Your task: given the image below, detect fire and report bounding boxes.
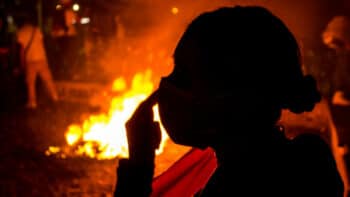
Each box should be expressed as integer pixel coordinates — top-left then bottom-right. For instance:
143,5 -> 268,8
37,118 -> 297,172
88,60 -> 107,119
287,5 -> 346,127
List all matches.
47,70 -> 169,160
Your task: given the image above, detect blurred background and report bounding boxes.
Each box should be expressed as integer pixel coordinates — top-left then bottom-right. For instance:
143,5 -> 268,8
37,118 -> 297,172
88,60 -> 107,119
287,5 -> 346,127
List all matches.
1,0 -> 350,196
0,0 -> 349,99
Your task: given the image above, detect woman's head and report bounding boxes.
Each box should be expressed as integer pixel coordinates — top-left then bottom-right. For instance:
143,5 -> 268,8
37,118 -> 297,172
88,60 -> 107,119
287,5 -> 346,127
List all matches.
323,16 -> 350,50
158,6 -> 320,145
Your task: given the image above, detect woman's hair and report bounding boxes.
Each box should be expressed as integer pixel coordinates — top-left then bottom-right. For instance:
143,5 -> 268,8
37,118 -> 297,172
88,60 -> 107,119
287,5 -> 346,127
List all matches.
170,6 -> 320,114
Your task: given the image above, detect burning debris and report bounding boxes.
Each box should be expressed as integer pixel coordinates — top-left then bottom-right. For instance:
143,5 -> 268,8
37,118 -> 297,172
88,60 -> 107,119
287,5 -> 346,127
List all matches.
46,70 -> 169,160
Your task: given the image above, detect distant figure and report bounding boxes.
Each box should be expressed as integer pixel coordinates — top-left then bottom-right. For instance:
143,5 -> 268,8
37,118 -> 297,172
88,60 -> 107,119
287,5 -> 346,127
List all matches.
323,16 -> 350,106
17,18 -> 58,109
115,6 -> 344,197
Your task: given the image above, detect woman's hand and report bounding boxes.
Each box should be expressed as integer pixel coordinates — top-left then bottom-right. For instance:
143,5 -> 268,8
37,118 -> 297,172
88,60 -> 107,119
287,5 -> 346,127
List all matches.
125,90 -> 161,163
115,91 -> 161,197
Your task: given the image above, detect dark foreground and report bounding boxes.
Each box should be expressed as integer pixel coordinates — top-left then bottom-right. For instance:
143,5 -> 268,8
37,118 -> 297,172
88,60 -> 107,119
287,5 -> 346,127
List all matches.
0,98 -> 340,197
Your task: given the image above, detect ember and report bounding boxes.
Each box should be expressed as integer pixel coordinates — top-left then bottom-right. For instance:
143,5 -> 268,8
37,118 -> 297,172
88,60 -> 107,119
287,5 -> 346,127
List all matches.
171,7 -> 179,15
47,70 -> 169,160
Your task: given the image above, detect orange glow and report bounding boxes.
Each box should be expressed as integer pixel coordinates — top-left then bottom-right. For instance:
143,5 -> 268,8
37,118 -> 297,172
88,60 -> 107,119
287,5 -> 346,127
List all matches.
72,3 -> 80,12
56,4 -> 62,10
153,105 -> 168,155
48,70 -> 169,160
66,125 -> 82,145
112,77 -> 127,92
171,7 -> 179,15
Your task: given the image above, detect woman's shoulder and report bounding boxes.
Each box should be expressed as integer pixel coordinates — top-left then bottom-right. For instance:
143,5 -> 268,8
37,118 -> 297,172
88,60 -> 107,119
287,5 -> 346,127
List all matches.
287,133 -> 336,169
288,133 -> 332,159
290,133 -> 327,147
287,133 -> 344,196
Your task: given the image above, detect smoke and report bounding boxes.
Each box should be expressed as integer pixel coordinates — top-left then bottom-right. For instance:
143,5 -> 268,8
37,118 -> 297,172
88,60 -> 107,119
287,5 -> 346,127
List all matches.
97,0 -> 323,84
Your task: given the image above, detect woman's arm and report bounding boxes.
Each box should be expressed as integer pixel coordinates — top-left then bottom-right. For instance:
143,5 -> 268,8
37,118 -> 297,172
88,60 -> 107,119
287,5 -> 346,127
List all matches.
114,91 -> 161,197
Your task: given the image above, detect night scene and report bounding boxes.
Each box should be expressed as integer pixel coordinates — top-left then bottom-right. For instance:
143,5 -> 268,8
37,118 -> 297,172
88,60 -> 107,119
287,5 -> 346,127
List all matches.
0,0 -> 349,196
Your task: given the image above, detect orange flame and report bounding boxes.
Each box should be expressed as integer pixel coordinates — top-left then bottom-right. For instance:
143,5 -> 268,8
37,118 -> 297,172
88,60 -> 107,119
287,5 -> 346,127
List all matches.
48,70 -> 169,160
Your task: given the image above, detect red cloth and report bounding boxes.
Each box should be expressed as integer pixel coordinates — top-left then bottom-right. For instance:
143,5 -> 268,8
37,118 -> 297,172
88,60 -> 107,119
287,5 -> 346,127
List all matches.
151,148 -> 217,197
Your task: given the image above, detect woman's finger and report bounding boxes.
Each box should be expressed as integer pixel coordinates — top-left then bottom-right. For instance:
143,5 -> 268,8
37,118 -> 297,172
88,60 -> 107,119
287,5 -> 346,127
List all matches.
131,90 -> 159,120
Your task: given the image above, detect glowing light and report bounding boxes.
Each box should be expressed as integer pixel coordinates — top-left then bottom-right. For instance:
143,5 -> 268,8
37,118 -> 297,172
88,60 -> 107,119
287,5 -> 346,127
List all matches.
66,125 -> 82,145
112,77 -> 127,92
153,105 -> 168,155
6,16 -> 13,24
45,146 -> 61,156
80,17 -> 90,24
171,7 -> 179,15
72,3 -> 80,12
56,4 -> 62,10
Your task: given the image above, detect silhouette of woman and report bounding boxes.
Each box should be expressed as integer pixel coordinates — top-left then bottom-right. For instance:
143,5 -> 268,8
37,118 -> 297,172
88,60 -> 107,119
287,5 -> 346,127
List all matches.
115,6 -> 344,197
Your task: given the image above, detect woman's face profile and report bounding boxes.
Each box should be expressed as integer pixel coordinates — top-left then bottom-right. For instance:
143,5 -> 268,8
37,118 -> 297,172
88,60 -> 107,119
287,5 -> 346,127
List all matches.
157,6 -> 320,148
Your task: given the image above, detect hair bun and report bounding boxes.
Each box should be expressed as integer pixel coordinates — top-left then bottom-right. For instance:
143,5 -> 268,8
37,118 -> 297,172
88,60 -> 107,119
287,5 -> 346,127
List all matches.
285,75 -> 321,114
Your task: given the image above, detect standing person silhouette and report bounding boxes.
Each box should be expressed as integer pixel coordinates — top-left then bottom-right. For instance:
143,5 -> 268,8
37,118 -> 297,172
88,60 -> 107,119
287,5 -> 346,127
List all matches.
322,15 -> 350,105
115,6 -> 344,197
17,17 -> 58,109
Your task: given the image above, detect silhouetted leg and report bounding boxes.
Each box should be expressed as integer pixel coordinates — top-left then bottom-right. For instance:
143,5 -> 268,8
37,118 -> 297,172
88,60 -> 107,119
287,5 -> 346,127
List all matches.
25,63 -> 38,108
38,62 -> 58,101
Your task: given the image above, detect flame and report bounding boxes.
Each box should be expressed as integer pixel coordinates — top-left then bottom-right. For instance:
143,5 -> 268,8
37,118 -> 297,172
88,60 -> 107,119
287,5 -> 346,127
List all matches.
112,78 -> 127,92
52,70 -> 169,160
